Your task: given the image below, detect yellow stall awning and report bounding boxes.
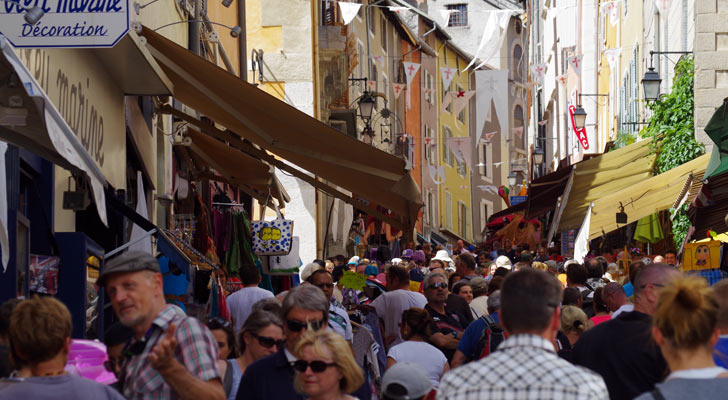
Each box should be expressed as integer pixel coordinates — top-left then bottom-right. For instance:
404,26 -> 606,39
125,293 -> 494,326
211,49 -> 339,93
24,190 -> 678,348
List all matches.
141,27 -> 422,228
582,153 -> 710,240
558,140 -> 656,232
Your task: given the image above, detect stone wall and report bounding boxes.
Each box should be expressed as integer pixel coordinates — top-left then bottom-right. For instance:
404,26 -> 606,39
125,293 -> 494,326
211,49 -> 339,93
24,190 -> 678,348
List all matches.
694,0 -> 728,151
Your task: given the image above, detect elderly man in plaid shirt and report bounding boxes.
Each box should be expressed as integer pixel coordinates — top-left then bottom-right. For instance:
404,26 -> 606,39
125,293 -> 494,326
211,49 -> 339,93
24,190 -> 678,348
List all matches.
437,268 -> 608,400
99,251 -> 225,400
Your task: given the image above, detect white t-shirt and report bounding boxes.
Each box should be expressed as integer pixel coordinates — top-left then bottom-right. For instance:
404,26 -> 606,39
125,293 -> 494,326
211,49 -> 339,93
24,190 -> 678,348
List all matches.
227,286 -> 275,333
329,303 -> 354,341
387,341 -> 447,388
370,289 -> 427,346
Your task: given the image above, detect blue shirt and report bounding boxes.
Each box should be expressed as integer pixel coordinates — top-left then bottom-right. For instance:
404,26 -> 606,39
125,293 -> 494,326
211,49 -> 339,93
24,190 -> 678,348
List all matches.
714,336 -> 728,368
457,312 -> 500,360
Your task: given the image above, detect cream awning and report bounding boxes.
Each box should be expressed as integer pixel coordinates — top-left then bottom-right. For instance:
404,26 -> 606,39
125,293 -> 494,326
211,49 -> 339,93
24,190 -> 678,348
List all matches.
583,153 -> 710,240
141,27 -> 422,229
558,140 -> 656,233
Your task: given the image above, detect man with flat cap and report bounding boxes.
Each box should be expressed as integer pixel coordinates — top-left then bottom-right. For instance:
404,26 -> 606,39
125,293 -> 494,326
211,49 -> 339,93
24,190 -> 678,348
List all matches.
98,251 -> 224,400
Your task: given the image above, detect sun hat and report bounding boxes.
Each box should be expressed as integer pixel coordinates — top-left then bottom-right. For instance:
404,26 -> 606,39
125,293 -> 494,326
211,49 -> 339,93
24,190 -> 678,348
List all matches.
495,255 -> 512,270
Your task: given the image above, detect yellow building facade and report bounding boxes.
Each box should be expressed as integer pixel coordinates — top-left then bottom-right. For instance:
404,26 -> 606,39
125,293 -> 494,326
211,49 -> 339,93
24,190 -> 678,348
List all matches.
437,44 -> 472,242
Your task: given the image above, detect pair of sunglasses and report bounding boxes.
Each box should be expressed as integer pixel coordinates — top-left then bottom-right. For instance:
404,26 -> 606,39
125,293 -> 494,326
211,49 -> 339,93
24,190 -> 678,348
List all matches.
286,318 -> 326,332
427,282 -> 448,290
252,333 -> 285,349
293,359 -> 337,373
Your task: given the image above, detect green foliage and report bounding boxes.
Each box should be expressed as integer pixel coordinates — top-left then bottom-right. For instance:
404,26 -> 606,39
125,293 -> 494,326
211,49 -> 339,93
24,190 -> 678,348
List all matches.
613,130 -> 637,150
640,57 -> 704,174
669,203 -> 691,249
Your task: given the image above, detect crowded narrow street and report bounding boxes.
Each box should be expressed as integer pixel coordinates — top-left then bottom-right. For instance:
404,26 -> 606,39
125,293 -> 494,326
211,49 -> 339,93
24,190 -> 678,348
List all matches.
1,0 -> 728,399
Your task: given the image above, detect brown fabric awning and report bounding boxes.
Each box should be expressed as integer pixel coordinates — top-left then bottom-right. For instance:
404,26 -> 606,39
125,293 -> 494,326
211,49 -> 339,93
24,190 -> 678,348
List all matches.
142,27 -> 422,227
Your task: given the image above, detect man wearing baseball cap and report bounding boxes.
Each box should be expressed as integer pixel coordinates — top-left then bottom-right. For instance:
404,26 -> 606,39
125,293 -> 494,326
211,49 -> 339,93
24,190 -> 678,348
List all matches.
381,362 -> 434,400
98,251 -> 224,400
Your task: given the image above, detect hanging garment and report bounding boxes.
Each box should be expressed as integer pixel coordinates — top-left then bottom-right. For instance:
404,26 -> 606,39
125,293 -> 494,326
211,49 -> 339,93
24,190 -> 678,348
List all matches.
212,209 -> 230,261
208,274 -> 220,319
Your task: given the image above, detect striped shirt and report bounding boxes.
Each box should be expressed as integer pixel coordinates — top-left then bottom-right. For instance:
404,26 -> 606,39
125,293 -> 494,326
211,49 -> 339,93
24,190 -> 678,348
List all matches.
119,305 -> 221,399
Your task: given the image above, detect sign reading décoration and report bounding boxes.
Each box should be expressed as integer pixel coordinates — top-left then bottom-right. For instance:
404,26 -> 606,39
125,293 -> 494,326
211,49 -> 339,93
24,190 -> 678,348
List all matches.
0,0 -> 129,48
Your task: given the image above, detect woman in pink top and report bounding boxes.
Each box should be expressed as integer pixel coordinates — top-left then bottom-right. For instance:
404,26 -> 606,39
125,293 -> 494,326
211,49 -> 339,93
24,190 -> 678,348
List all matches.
590,287 -> 611,326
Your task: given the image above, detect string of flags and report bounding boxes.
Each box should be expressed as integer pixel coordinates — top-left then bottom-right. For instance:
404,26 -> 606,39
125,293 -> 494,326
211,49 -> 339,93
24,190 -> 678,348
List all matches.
604,48 -> 622,70
599,1 -> 622,27
568,54 -> 583,76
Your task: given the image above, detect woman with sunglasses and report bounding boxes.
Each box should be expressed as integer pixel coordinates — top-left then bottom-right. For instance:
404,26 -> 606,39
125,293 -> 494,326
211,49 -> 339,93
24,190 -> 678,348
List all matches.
293,329 -> 364,400
223,310 -> 284,400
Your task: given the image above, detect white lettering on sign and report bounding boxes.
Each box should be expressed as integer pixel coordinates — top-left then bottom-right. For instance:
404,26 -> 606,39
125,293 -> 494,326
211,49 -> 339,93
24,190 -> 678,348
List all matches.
0,0 -> 128,48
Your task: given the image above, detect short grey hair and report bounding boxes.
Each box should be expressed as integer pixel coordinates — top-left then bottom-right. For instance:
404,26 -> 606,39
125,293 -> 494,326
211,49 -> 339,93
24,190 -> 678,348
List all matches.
422,272 -> 447,290
487,290 -> 501,312
281,284 -> 329,321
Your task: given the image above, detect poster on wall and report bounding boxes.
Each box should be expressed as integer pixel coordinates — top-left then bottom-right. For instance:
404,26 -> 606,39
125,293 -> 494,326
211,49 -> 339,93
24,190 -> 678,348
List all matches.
29,254 -> 60,295
0,0 -> 130,48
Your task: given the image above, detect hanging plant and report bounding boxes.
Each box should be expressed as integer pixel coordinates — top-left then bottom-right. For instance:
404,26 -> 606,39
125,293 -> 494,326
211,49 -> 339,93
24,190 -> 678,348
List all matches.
640,57 -> 704,174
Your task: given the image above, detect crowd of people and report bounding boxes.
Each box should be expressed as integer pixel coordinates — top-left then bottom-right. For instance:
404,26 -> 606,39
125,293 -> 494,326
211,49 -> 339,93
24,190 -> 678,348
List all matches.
1,242 -> 728,399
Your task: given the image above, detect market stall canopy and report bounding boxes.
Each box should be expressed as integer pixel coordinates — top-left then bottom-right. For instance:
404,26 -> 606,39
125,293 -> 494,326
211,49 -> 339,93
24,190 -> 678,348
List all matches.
557,140 -> 656,233
0,35 -> 108,225
489,164 -> 574,222
141,27 -> 422,228
582,153 -> 709,240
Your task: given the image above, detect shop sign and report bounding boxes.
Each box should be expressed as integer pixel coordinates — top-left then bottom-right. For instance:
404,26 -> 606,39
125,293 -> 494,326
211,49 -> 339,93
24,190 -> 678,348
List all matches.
16,47 -> 126,189
510,196 -> 527,206
0,0 -> 129,48
568,105 -> 589,150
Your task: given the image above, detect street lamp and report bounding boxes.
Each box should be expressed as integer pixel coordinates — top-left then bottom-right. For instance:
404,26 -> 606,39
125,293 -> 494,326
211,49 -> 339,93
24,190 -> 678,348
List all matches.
573,105 -> 587,130
358,91 -> 376,126
507,172 -> 517,187
641,67 -> 662,102
642,50 -> 692,102
533,147 -> 544,165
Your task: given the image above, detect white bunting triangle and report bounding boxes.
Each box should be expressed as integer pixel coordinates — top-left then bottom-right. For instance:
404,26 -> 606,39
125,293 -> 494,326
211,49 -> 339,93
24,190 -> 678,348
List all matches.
655,0 -> 670,14
531,63 -> 547,83
484,131 -> 497,141
441,67 -> 458,91
438,9 -> 457,25
372,55 -> 385,66
513,127 -> 524,138
402,62 -> 421,85
440,92 -> 454,115
477,185 -> 499,195
538,120 -> 548,126
367,80 -> 376,91
447,136 -> 473,168
429,165 -> 446,184
452,90 -> 475,116
568,54 -> 583,75
392,83 -> 405,99
556,75 -> 567,85
604,48 -> 621,70
338,2 -> 362,25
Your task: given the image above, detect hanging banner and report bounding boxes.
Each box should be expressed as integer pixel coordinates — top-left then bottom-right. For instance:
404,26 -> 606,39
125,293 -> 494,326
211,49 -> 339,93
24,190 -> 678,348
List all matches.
538,120 -> 548,126
477,185 -> 499,194
484,131 -> 497,141
338,2 -> 362,25
441,67 -> 458,91
569,104 -> 590,150
392,83 -> 405,99
531,63 -> 548,83
452,90 -> 475,116
655,0 -> 670,14
573,203 -> 593,263
372,55 -> 385,66
428,165 -> 446,184
601,1 -> 621,26
367,80 -> 377,91
447,136 -> 472,168
469,10 -> 518,70
568,54 -> 583,75
402,62 -> 421,84
438,9 -> 458,26
556,75 -> 568,85
475,70 -> 508,144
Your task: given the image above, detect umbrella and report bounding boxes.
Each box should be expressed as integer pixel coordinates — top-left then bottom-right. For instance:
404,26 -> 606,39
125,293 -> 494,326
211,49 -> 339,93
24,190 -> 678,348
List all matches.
633,213 -> 665,244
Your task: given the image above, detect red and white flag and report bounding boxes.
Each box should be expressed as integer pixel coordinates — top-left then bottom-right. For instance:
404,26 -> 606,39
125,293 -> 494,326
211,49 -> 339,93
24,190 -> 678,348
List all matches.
453,90 -> 475,116
655,0 -> 670,14
392,83 -> 406,99
556,75 -> 567,85
429,165 -> 446,184
605,48 -> 621,70
440,92 -> 454,114
338,2 -> 362,25
568,54 -> 583,75
447,136 -> 473,168
484,131 -> 497,141
531,63 -> 547,82
538,120 -> 548,126
372,55 -> 385,66
441,67 -> 458,91
402,62 -> 421,85
513,127 -> 524,139
367,80 -> 376,91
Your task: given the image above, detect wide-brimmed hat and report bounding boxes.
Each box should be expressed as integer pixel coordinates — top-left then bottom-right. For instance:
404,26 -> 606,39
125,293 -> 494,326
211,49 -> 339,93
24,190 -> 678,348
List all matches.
431,250 -> 453,264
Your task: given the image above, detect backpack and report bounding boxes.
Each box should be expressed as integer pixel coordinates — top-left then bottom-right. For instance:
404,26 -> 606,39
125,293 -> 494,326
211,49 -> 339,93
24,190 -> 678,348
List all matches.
473,314 -> 507,360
